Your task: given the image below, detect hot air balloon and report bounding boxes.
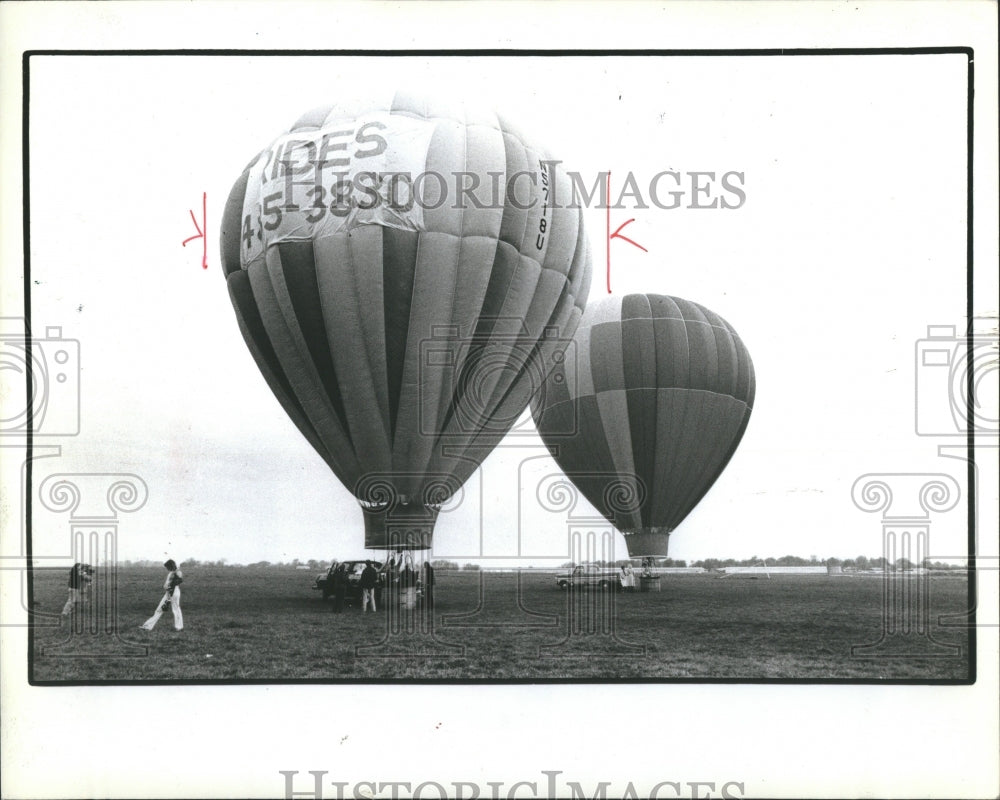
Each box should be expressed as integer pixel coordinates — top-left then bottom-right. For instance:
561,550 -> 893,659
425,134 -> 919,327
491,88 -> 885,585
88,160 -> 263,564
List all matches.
220,91 -> 592,554
531,293 -> 755,560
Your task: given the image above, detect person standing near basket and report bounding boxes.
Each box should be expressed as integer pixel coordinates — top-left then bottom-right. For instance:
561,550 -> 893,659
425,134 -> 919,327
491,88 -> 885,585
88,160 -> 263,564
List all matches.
359,560 -> 379,613
622,563 -> 636,592
422,560 -> 435,609
331,562 -> 348,613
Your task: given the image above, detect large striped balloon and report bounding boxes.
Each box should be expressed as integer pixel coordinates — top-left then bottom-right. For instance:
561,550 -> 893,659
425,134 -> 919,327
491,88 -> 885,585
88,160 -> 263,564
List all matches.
531,294 -> 755,557
220,91 -> 591,550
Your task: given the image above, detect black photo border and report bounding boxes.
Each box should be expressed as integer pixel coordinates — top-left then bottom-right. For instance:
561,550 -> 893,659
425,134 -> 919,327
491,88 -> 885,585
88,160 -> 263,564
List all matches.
21,47 -> 978,687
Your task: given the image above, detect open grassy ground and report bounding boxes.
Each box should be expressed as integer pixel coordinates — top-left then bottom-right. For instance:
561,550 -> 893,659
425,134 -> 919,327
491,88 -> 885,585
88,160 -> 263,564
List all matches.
29,567 -> 972,682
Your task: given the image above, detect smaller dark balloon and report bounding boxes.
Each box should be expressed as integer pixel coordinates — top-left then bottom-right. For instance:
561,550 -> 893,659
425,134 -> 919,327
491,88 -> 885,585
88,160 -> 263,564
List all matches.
532,293 -> 755,558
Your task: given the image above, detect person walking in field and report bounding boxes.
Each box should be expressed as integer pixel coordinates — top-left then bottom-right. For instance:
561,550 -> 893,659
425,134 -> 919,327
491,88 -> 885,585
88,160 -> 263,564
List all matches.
141,559 -> 184,631
359,560 -> 378,613
61,562 -> 94,617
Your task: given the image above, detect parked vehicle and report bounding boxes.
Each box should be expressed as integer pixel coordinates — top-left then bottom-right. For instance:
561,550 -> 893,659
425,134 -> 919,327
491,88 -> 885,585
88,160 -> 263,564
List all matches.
555,564 -> 622,591
313,560 -> 425,607
313,560 -> 383,606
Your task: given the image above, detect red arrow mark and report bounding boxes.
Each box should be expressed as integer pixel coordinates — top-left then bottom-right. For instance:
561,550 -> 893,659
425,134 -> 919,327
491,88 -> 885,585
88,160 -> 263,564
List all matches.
182,192 -> 208,269
605,172 -> 648,293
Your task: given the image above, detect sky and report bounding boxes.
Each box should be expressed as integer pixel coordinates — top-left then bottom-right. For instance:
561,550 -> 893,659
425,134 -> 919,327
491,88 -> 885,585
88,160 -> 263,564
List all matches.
6,52 -> 993,567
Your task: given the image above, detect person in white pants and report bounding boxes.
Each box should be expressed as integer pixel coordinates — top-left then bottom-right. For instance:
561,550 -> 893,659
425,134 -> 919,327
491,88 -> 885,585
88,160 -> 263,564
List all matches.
141,559 -> 184,631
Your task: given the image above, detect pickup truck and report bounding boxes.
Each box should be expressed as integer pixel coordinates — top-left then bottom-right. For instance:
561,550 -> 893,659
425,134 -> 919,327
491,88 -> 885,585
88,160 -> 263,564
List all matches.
555,564 -> 622,591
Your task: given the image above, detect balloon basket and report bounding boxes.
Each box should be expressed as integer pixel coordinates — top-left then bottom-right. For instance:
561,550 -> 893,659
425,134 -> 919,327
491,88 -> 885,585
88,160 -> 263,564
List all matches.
639,576 -> 661,592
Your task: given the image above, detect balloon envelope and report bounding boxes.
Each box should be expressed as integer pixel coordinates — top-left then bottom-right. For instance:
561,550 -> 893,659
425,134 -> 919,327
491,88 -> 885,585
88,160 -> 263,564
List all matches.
220,91 -> 592,549
531,294 -> 755,557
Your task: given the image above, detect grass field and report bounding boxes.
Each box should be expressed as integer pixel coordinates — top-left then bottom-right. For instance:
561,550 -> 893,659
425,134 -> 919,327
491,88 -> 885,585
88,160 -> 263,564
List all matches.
29,566 -> 972,682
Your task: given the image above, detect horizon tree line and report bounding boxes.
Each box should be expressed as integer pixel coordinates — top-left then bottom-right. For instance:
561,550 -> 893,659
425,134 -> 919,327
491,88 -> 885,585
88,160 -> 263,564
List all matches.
109,555 -> 963,571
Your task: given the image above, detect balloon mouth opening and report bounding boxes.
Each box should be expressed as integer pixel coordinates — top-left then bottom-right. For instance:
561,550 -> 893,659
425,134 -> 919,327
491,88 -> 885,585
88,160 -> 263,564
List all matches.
621,530 -> 671,559
358,499 -> 445,514
360,500 -> 439,551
